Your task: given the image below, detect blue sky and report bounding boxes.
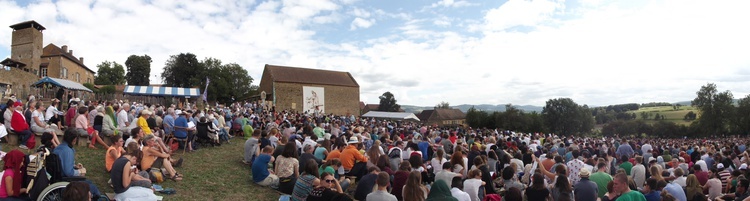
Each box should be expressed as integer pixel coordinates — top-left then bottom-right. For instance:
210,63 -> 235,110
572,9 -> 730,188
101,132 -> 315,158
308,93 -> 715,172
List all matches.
1,0 -> 749,107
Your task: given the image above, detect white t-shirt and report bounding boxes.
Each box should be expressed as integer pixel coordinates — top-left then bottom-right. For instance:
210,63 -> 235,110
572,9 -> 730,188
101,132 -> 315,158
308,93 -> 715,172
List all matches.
451,187 -> 472,201
464,178 -> 483,201
117,110 -> 129,128
31,110 -> 45,126
431,158 -> 448,173
45,105 -> 58,121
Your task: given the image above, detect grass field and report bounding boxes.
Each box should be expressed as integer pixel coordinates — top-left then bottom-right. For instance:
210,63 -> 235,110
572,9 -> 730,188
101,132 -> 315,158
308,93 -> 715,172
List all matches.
1,137 -> 281,201
628,105 -> 698,126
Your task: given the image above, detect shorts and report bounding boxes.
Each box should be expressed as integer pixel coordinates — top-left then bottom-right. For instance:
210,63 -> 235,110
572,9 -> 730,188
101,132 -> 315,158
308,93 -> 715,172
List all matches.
152,157 -> 164,169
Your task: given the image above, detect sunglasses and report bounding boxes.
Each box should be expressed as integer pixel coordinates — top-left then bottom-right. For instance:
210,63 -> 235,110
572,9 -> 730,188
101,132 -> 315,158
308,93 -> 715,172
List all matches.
325,179 -> 335,183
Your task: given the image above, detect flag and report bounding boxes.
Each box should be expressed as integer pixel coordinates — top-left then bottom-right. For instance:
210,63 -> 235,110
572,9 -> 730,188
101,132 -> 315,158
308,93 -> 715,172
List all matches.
202,77 -> 210,101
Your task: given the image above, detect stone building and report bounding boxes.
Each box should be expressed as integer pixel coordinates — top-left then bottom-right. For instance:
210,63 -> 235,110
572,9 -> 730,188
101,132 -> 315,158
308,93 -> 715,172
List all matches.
418,108 -> 467,126
259,64 -> 360,116
0,20 -> 94,98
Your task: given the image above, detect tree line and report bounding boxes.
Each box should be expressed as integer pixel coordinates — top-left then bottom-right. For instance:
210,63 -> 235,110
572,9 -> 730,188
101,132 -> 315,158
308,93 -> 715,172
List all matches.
464,83 -> 750,138
92,53 -> 256,104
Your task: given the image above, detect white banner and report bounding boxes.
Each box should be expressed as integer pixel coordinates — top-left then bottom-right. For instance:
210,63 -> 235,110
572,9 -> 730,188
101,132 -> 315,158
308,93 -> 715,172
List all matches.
303,86 -> 324,114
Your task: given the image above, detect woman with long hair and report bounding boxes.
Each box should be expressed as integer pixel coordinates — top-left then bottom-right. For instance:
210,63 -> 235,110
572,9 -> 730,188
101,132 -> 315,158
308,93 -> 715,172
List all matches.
0,150 -> 26,200
307,172 -> 351,201
291,159 -> 320,201
403,171 -> 429,201
276,141 -> 300,194
551,173 -> 573,201
431,148 -> 447,174
685,174 -> 705,201
392,161 -> 411,201
649,165 -> 664,182
377,155 -> 394,175
525,173 -> 551,201
367,141 -> 382,168
450,150 -> 464,176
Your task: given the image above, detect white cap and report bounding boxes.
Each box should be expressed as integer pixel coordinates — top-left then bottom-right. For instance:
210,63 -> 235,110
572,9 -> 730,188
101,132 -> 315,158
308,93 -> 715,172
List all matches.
717,163 -> 725,169
741,163 -> 748,170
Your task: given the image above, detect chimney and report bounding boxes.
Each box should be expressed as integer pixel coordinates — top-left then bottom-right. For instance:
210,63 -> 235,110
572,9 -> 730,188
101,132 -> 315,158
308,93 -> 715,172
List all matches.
79,57 -> 84,64
61,45 -> 68,53
68,50 -> 73,55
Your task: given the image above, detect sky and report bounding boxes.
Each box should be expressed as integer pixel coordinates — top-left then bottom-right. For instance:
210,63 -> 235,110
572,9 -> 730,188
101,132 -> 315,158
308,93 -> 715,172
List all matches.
1,0 -> 749,107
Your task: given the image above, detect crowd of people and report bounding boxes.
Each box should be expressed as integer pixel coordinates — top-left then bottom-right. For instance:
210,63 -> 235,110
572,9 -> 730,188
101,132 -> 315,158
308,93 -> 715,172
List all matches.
0,94 -> 242,200
241,104 -> 750,201
6,92 -> 750,201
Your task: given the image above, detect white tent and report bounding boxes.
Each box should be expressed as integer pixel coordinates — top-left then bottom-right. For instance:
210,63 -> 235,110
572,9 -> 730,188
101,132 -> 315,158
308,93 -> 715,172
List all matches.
361,111 -> 420,121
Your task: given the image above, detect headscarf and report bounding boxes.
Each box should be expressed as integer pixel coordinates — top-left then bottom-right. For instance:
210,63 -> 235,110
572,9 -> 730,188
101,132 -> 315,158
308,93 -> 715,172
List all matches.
106,106 -> 118,135
425,180 -> 457,201
3,150 -> 25,196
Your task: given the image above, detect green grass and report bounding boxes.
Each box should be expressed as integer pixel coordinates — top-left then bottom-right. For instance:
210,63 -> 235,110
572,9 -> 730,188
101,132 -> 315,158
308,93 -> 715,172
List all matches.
626,106 -> 699,126
2,137 -> 281,201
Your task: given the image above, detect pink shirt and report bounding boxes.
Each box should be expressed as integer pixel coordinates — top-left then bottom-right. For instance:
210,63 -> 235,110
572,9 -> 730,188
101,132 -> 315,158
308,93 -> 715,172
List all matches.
0,169 -> 15,198
76,114 -> 88,129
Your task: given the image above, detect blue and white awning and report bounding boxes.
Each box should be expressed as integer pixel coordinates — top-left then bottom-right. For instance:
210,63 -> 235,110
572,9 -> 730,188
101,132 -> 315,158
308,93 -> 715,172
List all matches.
123,86 -> 200,97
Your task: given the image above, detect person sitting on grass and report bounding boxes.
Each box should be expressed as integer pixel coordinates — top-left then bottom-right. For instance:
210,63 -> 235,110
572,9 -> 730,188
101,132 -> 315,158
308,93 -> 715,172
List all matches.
0,150 -> 28,200
244,129 -> 261,165
54,128 -> 102,199
307,172 -> 352,201
354,166 -> 381,201
111,146 -> 158,200
62,181 -> 91,201
106,135 -> 126,172
252,146 -> 279,189
367,172 -> 398,201
141,135 -> 183,181
291,159 -> 320,201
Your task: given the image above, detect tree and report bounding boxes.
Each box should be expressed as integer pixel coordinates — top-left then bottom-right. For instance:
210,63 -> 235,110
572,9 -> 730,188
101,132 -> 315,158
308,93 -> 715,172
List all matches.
125,55 -> 152,85
734,94 -> 750,135
436,101 -> 450,109
378,92 -> 400,112
94,61 -> 125,85
161,53 -> 202,88
691,83 -> 734,135
541,98 -> 594,135
684,111 -> 697,120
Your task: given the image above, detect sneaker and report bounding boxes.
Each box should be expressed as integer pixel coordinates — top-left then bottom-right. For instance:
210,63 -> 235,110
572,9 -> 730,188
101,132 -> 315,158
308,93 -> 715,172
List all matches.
19,145 -> 28,150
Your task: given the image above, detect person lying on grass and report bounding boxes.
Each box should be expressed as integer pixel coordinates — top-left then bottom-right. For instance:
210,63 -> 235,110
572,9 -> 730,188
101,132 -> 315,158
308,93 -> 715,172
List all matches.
141,134 -> 183,181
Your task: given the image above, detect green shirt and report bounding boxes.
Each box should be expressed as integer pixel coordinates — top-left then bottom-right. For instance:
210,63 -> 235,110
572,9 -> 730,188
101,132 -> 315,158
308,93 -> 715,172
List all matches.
620,162 -> 633,175
617,190 -> 646,201
589,172 -> 613,198
243,125 -> 254,140
319,166 -> 335,177
313,127 -> 325,139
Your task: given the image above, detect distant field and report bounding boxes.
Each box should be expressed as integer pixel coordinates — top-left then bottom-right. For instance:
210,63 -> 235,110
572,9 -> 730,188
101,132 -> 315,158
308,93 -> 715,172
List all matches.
628,106 -> 698,126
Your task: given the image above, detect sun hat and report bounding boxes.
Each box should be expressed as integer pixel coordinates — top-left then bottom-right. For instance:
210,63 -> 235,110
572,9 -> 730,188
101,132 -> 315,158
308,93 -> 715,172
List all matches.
347,136 -> 360,144
579,168 -> 591,177
141,110 -> 152,115
740,163 -> 747,170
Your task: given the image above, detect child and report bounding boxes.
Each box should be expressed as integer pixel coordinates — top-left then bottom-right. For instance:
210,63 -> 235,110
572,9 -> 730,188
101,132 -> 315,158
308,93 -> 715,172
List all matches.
252,146 -> 279,189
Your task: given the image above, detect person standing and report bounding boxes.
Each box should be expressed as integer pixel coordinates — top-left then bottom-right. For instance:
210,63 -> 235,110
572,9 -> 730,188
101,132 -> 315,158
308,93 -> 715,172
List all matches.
574,168 -> 598,201
613,173 -> 646,201
590,162 -> 613,199
631,156 -> 647,189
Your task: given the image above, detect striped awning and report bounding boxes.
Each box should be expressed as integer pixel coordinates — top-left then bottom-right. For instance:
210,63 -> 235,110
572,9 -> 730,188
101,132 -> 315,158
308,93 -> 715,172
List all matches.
32,77 -> 93,92
123,86 -> 200,97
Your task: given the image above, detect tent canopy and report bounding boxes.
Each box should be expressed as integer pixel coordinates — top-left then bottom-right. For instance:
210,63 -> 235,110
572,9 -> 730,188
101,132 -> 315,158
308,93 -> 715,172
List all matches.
123,85 -> 200,97
32,77 -> 93,92
361,111 -> 420,121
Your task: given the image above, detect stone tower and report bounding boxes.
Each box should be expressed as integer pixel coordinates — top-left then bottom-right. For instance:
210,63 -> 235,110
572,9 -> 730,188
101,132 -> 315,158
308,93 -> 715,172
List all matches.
10,20 -> 45,73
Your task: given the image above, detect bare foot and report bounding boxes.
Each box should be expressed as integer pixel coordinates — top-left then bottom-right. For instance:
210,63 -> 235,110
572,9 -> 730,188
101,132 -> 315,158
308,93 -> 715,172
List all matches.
89,145 -> 98,150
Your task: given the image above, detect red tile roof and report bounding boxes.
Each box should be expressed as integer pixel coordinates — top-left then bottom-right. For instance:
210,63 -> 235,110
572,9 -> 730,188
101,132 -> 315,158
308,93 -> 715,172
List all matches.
263,64 -> 359,87
41,44 -> 95,73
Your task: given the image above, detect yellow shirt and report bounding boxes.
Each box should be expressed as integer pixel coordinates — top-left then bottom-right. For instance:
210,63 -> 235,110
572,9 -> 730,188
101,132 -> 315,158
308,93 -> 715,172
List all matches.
138,116 -> 152,135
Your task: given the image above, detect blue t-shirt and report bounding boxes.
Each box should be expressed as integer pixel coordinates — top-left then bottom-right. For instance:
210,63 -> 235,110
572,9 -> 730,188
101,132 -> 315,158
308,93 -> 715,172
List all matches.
644,190 -> 661,201
251,154 -> 271,183
314,147 -> 327,161
174,116 -> 188,138
418,141 -> 430,161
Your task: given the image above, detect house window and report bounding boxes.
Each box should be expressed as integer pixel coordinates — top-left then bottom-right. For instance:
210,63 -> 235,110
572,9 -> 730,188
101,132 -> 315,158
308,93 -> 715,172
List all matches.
62,68 -> 68,79
76,73 -> 80,82
40,67 -> 47,77
87,78 -> 91,83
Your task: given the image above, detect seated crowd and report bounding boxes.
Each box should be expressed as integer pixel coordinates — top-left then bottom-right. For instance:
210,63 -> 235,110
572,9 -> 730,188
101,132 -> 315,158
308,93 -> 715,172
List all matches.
0,95 -> 242,200
240,105 -> 750,201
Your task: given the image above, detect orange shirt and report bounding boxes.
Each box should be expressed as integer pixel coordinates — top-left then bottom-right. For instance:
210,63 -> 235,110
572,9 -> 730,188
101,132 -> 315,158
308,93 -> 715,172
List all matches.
326,149 -> 342,161
105,146 -> 124,172
141,146 -> 156,170
340,145 -> 367,170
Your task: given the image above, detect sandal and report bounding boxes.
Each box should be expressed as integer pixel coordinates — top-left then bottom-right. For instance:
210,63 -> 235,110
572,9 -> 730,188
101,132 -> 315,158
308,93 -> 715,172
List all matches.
170,174 -> 183,181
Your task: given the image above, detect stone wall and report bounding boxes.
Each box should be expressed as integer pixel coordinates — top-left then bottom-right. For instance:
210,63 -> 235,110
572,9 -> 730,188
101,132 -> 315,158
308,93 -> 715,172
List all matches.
44,56 -> 94,84
0,67 -> 42,98
273,82 -> 360,115
10,27 -> 43,73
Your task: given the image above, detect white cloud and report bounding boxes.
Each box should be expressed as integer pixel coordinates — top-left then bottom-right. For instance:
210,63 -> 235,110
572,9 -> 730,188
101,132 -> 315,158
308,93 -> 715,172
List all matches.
350,17 -> 375,30
1,0 -> 749,107
431,0 -> 475,8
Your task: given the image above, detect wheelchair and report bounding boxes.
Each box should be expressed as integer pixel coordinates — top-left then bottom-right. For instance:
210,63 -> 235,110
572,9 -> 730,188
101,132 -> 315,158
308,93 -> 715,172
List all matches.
24,147 -> 97,201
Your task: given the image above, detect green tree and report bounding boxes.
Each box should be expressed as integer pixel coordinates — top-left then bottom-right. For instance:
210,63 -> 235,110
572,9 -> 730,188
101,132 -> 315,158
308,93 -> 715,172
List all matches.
125,55 -> 152,85
734,94 -> 750,135
204,61 -> 254,103
436,101 -> 450,109
542,98 -> 594,135
161,53 -> 202,88
94,61 -> 126,85
378,91 -> 401,112
691,83 -> 734,135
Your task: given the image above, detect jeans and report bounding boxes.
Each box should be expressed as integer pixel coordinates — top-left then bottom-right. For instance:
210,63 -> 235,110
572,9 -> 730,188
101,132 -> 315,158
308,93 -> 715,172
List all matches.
219,128 -> 230,142
13,130 -> 32,146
